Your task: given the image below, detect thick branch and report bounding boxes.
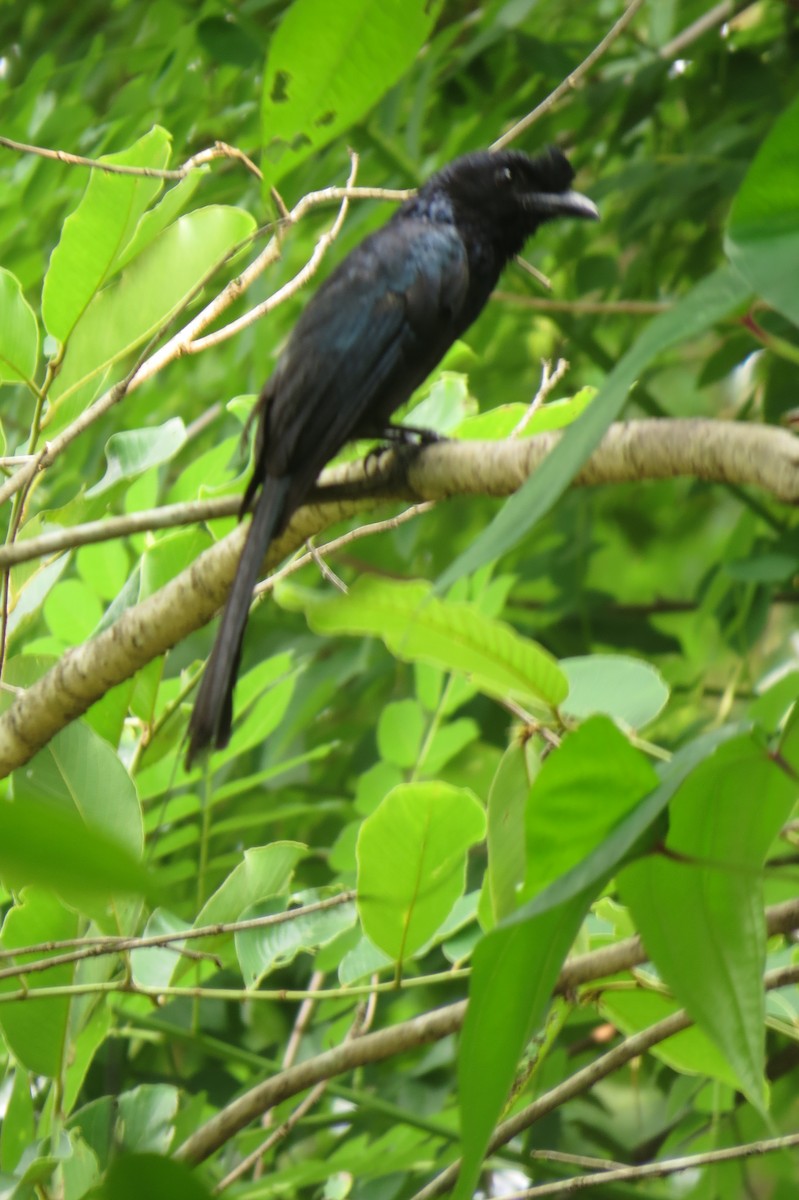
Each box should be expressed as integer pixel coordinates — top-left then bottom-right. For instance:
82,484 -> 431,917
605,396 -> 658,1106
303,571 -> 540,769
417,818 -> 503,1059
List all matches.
0,420 -> 795,775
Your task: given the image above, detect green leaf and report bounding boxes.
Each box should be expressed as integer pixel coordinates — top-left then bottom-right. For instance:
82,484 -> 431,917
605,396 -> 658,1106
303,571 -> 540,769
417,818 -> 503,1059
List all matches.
619,734 -> 797,1110
0,797 -> 150,901
561,655 -> 670,729
437,265 -> 751,590
42,126 -> 171,344
0,267 -> 39,385
357,783 -> 485,962
261,0 -> 442,183
457,388 -> 595,440
47,205 -> 257,427
87,418 -> 186,496
485,740 -> 534,924
195,844 -> 306,927
600,989 -> 743,1091
235,892 -> 357,986
117,1085 -> 179,1154
130,910 -> 192,990
725,92 -> 799,326
279,577 -> 568,711
522,716 -> 659,903
455,717 -> 689,1199
0,890 -> 78,1076
13,721 -> 143,858
87,1153 -> 213,1200
377,699 -> 425,767
0,1067 -> 35,1172
456,895 -> 591,1200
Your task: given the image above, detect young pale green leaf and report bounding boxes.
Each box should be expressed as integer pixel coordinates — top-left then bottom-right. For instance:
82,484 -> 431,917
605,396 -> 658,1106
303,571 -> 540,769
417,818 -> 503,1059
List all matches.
457,388 -> 594,440
561,655 -> 670,729
620,734 -> 797,1111
357,782 -> 485,962
0,890 -> 78,1077
438,265 -> 751,591
47,205 -> 256,429
0,267 -> 39,385
130,910 -> 192,990
42,126 -> 171,344
280,576 -> 568,710
725,92 -> 799,326
261,0 -> 441,184
87,418 -> 186,497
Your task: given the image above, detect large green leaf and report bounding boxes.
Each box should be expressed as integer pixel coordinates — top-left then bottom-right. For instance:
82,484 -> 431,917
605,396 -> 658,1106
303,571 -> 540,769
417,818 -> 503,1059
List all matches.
521,716 -> 659,902
13,721 -> 143,857
455,717 -> 659,1200
0,797 -> 150,901
437,265 -> 751,590
620,733 -> 796,1110
561,654 -> 669,729
261,0 -> 441,183
42,126 -> 171,344
455,895 -> 591,1200
357,783 -> 485,962
454,724 -> 745,1199
46,205 -> 256,428
725,92 -> 799,327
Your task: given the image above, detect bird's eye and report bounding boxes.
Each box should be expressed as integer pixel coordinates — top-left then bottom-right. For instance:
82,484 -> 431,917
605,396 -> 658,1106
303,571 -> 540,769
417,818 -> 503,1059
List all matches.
498,166 -> 514,185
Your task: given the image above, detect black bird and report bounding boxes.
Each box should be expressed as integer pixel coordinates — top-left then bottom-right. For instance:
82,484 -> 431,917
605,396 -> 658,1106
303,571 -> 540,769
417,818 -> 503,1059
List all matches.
187,146 -> 598,762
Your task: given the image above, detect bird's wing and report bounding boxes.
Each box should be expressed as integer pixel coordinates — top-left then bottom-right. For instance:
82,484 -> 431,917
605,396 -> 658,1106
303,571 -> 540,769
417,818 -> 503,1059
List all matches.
262,218 -> 470,482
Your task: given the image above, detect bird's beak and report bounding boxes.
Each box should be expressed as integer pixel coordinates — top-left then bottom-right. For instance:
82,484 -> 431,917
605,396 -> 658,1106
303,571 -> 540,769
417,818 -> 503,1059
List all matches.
529,189 -> 600,221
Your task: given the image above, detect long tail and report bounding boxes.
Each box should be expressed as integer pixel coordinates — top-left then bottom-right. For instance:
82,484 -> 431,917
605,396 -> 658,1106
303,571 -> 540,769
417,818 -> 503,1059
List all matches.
186,475 -> 291,765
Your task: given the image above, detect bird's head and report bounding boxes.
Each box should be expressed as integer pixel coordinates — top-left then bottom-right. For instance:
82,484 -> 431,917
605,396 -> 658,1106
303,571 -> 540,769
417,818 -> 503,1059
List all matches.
422,146 -> 598,253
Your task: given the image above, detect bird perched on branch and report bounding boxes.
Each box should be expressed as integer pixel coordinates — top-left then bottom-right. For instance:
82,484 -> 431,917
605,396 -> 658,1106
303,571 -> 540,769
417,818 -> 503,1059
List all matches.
187,146 -> 598,763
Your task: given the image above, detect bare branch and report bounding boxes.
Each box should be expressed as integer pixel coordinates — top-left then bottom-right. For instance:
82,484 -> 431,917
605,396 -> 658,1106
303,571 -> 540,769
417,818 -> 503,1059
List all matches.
492,0 -> 648,150
411,960 -> 799,1199
506,1130 -> 799,1197
173,900 -> 799,1167
0,135 -> 263,180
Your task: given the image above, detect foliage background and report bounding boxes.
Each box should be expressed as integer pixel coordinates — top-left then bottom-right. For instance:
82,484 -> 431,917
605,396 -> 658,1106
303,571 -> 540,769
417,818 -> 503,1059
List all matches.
1,1 -> 798,1198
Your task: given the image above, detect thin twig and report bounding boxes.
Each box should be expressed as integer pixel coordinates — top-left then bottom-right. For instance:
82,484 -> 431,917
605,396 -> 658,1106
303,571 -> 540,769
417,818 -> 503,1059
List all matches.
658,1 -> 740,59
0,892 -> 356,981
512,358 -> 569,436
0,136 -> 263,180
492,0 -> 648,150
190,149 -> 362,352
508,1129 -> 799,1197
494,291 -> 671,316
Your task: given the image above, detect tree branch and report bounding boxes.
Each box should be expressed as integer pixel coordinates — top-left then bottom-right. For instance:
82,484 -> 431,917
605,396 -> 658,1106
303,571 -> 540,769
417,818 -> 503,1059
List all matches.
0,419 -> 796,775
173,898 -> 799,1168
